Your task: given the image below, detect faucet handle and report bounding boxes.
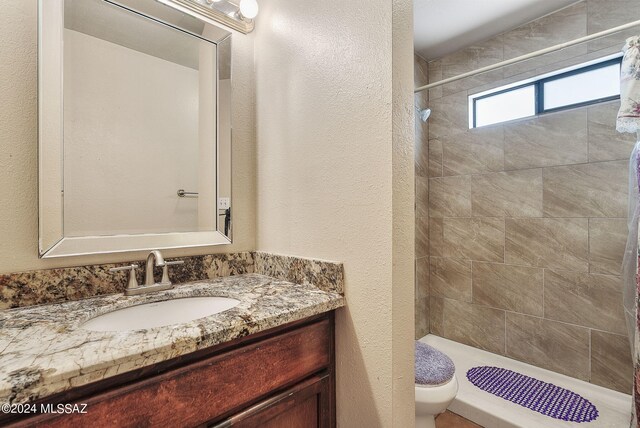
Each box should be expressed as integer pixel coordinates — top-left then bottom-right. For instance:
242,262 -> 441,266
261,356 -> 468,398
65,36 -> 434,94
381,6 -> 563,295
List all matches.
161,260 -> 184,285
109,264 -> 139,291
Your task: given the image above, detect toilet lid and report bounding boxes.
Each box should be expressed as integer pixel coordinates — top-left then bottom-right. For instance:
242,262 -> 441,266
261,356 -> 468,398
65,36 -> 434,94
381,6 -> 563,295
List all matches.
415,341 -> 455,386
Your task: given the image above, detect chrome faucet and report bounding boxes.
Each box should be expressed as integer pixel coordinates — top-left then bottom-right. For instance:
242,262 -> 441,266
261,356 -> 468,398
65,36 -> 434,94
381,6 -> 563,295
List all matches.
110,250 -> 183,296
145,250 -> 166,286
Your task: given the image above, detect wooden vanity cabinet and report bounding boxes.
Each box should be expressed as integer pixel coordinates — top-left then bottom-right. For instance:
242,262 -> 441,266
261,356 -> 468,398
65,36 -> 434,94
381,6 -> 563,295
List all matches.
5,312 -> 335,428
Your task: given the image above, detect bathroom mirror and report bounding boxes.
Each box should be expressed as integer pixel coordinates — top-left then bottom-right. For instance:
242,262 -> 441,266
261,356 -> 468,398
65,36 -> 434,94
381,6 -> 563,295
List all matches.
38,0 -> 233,258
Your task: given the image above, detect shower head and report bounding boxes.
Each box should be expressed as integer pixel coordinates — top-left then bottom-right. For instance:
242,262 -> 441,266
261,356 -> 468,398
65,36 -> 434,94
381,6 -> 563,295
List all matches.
420,108 -> 431,122
415,106 -> 431,122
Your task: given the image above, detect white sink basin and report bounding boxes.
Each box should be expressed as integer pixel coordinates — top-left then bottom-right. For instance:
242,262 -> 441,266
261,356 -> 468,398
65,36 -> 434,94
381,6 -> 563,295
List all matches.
81,296 -> 240,332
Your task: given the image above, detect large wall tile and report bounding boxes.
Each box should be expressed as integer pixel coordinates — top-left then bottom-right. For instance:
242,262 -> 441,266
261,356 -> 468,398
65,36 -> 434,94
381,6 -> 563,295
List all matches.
429,217 -> 444,257
591,330 -> 633,393
532,46 -> 618,77
429,176 -> 471,217
440,37 -> 504,97
504,110 -> 588,170
505,218 -> 589,271
502,2 -> 587,77
416,216 -> 429,259
428,139 -> 443,177
430,257 -> 472,302
506,313 -> 590,381
416,256 -> 430,296
544,270 -> 625,334
415,296 -> 429,340
543,160 -> 627,218
415,54 -> 429,137
589,218 -> 627,275
443,217 -> 505,262
429,92 -> 469,140
427,60 -> 443,101
440,36 -> 504,71
442,67 -> 504,99
415,53 -> 429,85
442,130 -> 505,176
415,55 -> 428,89
415,108 -> 429,179
430,296 -> 444,336
415,121 -> 429,178
587,0 -> 640,52
504,46 -> 588,80
588,102 -> 635,162
587,29 -> 637,56
416,177 -> 429,219
468,122 -> 504,142
469,69 -> 537,97
503,2 -> 586,58
443,299 -> 505,354
471,169 -> 542,217
472,262 -> 543,316
415,257 -> 429,339
415,55 -> 430,341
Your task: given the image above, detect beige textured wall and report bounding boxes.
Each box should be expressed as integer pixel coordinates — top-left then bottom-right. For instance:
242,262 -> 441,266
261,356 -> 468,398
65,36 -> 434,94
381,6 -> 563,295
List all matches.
414,54 -> 429,339
255,0 -> 414,425
423,0 -> 637,393
391,1 -> 416,425
0,0 -> 255,274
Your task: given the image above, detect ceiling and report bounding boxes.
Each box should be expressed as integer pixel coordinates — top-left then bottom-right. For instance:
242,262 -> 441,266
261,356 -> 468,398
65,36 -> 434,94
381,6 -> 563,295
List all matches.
414,0 -> 580,60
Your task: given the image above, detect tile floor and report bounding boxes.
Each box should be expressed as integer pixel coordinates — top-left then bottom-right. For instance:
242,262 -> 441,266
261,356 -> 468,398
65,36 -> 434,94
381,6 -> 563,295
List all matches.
436,411 -> 482,427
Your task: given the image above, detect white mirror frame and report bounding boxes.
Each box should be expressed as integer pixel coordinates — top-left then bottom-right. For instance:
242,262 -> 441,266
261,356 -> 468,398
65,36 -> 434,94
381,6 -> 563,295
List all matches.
38,0 -> 233,258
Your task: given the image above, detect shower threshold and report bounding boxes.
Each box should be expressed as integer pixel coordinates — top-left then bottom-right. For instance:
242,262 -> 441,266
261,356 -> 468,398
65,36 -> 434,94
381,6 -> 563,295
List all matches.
419,335 -> 631,428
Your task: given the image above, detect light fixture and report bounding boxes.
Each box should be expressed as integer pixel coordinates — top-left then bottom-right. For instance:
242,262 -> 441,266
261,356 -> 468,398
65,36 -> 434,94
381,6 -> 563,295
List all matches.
161,0 -> 257,33
238,0 -> 258,20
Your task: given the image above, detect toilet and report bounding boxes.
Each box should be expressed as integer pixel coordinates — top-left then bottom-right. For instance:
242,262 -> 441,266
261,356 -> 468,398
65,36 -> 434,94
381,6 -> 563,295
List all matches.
415,341 -> 458,428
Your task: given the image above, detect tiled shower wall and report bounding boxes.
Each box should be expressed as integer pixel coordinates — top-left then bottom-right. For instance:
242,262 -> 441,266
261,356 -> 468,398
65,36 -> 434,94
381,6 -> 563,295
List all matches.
415,54 -> 430,339
420,0 -> 640,393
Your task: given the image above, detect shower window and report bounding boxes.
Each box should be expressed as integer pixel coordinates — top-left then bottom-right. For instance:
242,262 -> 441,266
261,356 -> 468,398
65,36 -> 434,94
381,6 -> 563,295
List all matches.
541,60 -> 620,111
469,55 -> 622,128
474,84 -> 536,128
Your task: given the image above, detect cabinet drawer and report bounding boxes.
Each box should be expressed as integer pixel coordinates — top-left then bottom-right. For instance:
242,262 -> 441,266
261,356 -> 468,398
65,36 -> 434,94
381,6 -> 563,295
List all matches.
212,373 -> 331,428
25,318 -> 331,428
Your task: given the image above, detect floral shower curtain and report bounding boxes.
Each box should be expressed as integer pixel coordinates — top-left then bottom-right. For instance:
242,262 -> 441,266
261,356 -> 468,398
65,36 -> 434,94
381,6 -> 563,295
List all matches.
617,35 -> 640,428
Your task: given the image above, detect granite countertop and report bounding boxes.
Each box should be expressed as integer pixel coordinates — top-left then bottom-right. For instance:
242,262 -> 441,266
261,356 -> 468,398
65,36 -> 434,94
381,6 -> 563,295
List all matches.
0,274 -> 344,404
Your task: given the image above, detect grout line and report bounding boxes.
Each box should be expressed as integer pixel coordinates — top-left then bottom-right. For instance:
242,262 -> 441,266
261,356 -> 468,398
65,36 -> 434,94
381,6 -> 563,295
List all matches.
540,166 -> 545,218
502,216 -> 506,265
542,268 -> 545,319
588,217 -> 592,274
504,297 -> 507,356
588,328 -> 592,382
425,257 -> 620,279
585,105 -> 590,161
447,296 -> 623,336
470,261 -> 475,305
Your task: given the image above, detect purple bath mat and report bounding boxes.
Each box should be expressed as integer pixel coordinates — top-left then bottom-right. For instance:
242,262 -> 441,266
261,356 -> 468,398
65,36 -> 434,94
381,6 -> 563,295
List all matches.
467,366 -> 598,423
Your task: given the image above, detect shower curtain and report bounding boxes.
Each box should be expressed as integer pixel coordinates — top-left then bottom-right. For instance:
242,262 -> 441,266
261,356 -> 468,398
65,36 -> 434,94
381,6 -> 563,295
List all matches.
617,35 -> 640,428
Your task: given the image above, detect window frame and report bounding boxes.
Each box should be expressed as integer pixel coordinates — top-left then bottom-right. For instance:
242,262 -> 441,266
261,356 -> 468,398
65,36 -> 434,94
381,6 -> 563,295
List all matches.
470,56 -> 622,128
